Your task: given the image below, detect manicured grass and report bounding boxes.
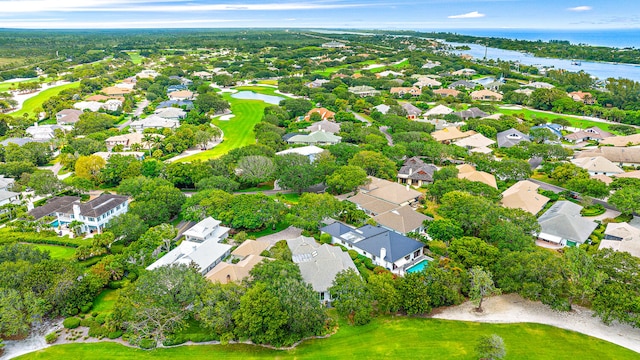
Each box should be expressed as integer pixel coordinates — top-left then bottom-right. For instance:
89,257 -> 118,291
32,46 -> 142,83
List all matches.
257,79 -> 278,86
235,183 -> 274,193
30,244 -> 76,260
125,52 -> 143,65
10,82 -> 80,118
276,193 -> 302,204
91,289 -> 118,314
176,93 -> 269,162
313,59 -> 378,76
17,317 -> 639,359
498,108 -> 621,134
0,77 -> 49,92
248,222 -> 290,238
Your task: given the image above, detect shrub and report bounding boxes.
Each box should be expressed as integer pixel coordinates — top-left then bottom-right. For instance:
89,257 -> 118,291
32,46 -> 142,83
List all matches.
45,332 -> 59,344
107,330 -> 123,339
139,338 -> 157,349
95,314 -> 107,325
348,250 -> 359,260
80,304 -> 92,314
108,280 -> 127,289
362,257 -> 375,270
319,233 -> 332,245
88,325 -> 108,338
63,317 -> 81,329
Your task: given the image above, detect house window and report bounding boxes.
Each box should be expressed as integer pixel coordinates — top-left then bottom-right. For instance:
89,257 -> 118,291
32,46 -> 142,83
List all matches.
372,255 -> 376,260
414,250 -> 421,257
404,255 -> 410,261
319,292 -> 325,301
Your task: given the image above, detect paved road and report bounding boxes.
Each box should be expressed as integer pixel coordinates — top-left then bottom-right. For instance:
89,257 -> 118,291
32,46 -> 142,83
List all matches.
351,111 -> 371,126
119,99 -> 149,130
379,126 -> 394,146
528,178 -> 618,210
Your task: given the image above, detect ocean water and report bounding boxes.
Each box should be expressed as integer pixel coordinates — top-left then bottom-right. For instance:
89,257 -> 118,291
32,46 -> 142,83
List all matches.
437,29 -> 640,49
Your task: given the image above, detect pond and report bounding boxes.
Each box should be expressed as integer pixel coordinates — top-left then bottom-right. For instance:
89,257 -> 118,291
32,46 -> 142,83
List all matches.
231,91 -> 284,105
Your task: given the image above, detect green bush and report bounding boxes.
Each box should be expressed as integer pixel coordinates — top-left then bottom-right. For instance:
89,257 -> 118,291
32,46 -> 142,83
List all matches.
107,330 -> 123,339
63,317 -> 81,329
319,233 -> 332,245
95,314 -> 107,325
348,250 -> 359,260
189,333 -> 217,343
163,334 -> 187,346
362,257 -> 375,270
88,324 -> 108,338
80,304 -> 92,314
139,338 -> 157,349
108,280 -> 127,289
45,332 -> 59,344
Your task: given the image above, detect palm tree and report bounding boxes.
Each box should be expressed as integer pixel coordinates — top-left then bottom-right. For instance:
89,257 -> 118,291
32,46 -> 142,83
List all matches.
142,133 -> 157,156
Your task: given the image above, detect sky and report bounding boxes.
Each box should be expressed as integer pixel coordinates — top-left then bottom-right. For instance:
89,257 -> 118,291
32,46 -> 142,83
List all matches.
2,0 -> 640,30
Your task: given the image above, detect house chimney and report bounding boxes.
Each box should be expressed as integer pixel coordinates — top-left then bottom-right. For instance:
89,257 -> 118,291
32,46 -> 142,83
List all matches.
380,247 -> 386,262
409,168 -> 413,176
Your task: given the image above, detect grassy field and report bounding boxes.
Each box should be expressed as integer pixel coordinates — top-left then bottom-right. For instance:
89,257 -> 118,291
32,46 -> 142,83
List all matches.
176,91 -> 274,162
17,317 -> 639,359
30,244 -> 76,260
257,79 -> 278,86
91,289 -> 118,314
313,59 -> 378,76
0,78 -> 50,92
125,52 -> 143,65
9,82 -> 80,118
498,108 -> 622,134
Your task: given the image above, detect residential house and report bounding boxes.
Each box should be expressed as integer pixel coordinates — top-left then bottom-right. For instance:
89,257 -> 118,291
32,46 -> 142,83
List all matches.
431,127 -> 476,143
454,133 -> 496,154
129,115 -> 180,133
452,68 -> 477,76
390,87 -> 421,97
276,145 -> 326,162
73,101 -> 103,112
347,176 -> 422,216
147,217 -> 231,274
397,157 -> 438,187
320,223 -> 426,275
102,99 -> 122,112
575,147 -> 640,167
531,123 -> 563,138
304,108 -> 335,122
457,164 -> 498,188
286,131 -> 341,146
26,124 -> 70,140
86,95 -> 111,102
497,128 -> 530,148
571,156 -> 624,176
536,201 -> 598,247
205,240 -> 269,284
168,76 -> 193,86
287,236 -> 357,303
376,70 -> 403,78
433,88 -> 461,97
373,104 -> 391,114
423,104 -> 454,117
600,133 -> 640,147
470,89 -> 503,101
306,79 -> 330,88
167,84 -> 188,93
421,60 -> 441,69
483,80 -> 504,92
322,41 -> 346,48
414,78 -> 441,88
373,205 -> 432,235
613,170 -> 640,179
304,119 -> 341,134
156,100 -> 194,110
569,91 -> 596,105
563,126 -> 613,143
526,81 -> 555,89
192,71 -> 213,80
168,90 -> 195,101
448,80 -> 476,90
154,107 -> 187,120
451,107 -> 489,120
28,194 -> 129,234
514,88 -> 535,96
348,85 -> 380,97
401,103 -> 422,119
105,132 -> 163,151
56,109 -> 83,125
136,69 -> 159,79
599,222 -> 640,258
0,176 -> 15,192
500,180 -> 550,215
102,86 -> 132,96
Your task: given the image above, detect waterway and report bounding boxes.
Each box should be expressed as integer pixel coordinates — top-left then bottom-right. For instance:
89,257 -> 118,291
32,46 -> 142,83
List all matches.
451,43 -> 640,82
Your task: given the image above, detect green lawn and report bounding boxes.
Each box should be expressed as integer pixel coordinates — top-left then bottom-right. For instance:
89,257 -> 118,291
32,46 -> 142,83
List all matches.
125,52 -> 143,65
248,222 -> 290,238
176,93 -> 270,162
313,59 -> 378,76
498,108 -> 621,134
91,289 -> 118,314
30,244 -> 76,260
10,82 -> 80,118
17,317 -> 639,359
0,78 -> 50,92
257,79 -> 278,86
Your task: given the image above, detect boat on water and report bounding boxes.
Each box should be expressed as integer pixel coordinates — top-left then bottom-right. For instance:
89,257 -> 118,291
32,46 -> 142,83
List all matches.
571,60 -> 582,66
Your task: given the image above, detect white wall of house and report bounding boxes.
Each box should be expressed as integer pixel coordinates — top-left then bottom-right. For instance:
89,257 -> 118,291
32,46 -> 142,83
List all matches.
71,201 -> 129,233
329,235 -> 423,273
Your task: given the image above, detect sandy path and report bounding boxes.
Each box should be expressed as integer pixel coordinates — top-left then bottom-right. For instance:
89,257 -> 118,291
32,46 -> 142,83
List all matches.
431,293 -> 640,353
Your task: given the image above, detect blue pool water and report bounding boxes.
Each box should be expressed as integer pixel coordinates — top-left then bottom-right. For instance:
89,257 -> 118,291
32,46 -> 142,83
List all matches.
50,220 -> 60,227
406,259 -> 429,274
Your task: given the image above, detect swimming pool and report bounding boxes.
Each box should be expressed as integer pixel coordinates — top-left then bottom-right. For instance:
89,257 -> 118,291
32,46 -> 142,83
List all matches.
406,259 -> 429,274
50,220 -> 60,227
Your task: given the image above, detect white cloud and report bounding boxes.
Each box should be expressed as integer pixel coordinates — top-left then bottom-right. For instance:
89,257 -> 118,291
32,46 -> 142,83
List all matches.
567,6 -> 592,12
1,1 -> 373,13
448,11 -> 485,19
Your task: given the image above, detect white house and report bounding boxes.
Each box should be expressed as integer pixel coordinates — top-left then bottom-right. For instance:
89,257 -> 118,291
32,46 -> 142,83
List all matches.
26,123 -> 71,140
320,223 -> 426,275
146,217 -> 231,274
28,194 -> 129,234
276,145 -> 326,162
102,99 -> 123,112
129,115 -> 180,133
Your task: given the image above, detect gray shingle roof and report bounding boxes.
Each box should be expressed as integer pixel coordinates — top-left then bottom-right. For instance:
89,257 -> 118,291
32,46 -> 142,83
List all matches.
497,128 -> 530,148
538,201 -> 598,244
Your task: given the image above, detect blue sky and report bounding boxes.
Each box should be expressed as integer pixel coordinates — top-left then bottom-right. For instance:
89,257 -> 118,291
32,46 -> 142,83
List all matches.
2,0 -> 639,29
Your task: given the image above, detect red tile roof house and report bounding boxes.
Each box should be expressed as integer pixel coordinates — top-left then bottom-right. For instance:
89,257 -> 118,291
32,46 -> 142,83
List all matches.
304,107 -> 335,121
568,91 -> 596,105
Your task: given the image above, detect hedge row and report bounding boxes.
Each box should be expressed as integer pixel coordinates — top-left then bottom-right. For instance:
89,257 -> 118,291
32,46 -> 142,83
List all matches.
0,228 -> 84,247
